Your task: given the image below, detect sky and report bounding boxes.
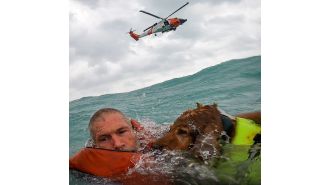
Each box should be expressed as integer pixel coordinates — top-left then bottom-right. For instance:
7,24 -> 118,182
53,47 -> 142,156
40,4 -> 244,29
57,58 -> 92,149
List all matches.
70,0 -> 260,101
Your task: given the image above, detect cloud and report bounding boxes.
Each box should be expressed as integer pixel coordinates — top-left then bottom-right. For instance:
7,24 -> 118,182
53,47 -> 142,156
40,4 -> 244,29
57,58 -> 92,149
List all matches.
70,0 -> 260,100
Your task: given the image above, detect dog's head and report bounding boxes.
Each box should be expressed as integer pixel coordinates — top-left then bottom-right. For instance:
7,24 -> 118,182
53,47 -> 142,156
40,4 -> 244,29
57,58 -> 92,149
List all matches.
153,103 -> 224,160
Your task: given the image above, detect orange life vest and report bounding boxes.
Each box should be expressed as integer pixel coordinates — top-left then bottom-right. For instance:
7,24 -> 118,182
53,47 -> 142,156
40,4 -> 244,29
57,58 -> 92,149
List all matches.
69,147 -> 141,177
69,120 -> 172,185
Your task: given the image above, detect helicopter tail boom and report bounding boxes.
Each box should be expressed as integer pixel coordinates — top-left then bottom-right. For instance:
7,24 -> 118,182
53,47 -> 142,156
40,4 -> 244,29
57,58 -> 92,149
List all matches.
129,30 -> 140,41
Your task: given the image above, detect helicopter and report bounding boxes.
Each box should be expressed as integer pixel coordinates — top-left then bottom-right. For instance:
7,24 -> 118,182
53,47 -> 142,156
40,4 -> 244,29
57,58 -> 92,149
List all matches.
129,2 -> 189,41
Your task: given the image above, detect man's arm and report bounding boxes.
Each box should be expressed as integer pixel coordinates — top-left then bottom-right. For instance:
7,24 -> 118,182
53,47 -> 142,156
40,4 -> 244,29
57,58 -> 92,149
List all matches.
235,111 -> 261,125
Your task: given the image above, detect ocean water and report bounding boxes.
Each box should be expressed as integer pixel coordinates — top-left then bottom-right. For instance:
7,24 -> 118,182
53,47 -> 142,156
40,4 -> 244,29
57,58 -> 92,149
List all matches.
69,55 -> 261,185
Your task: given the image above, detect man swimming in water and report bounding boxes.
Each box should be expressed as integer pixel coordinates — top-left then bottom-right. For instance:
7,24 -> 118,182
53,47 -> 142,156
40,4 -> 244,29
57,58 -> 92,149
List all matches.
70,108 -> 171,184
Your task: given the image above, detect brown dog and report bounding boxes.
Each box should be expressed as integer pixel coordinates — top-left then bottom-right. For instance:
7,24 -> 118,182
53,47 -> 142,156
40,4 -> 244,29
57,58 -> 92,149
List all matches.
153,103 -> 261,160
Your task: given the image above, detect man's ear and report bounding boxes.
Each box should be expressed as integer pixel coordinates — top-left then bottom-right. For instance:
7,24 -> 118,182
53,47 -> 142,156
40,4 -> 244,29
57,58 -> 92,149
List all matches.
130,119 -> 144,131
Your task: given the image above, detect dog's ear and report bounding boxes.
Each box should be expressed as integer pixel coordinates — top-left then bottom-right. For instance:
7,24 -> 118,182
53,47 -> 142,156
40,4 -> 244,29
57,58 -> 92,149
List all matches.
196,102 -> 203,108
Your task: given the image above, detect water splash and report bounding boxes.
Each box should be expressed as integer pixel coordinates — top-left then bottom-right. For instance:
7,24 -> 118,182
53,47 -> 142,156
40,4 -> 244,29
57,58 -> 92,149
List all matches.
127,149 -> 220,185
135,119 -> 170,152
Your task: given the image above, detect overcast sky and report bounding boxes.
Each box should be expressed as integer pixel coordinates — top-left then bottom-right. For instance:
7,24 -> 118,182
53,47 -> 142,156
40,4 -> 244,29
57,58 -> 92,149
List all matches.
69,0 -> 260,101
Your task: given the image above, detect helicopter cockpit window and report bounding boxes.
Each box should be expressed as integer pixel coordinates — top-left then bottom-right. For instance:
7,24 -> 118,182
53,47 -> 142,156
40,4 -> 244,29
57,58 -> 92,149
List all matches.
164,21 -> 169,25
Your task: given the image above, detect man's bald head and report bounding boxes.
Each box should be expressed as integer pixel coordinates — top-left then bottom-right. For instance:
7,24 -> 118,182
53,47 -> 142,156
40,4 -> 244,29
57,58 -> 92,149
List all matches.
89,108 -> 130,139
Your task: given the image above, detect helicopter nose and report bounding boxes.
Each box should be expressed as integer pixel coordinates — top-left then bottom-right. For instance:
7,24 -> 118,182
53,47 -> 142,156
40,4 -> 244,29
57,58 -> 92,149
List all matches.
179,19 -> 187,24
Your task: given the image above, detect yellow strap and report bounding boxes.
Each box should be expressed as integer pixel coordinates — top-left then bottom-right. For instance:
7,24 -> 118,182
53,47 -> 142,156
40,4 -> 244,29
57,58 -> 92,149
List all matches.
231,117 -> 261,145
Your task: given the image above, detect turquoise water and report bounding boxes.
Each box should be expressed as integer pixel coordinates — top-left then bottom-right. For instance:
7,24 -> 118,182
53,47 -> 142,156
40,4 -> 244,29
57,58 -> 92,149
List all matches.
69,55 -> 261,184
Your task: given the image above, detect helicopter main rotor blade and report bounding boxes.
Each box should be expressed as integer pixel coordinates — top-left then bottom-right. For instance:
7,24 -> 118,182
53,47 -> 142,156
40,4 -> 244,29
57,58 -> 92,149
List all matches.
165,2 -> 189,19
143,23 -> 157,32
139,10 -> 164,20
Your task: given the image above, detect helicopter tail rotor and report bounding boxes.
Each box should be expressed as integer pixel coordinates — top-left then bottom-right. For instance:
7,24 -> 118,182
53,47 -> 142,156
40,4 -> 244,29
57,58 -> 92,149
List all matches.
128,28 -> 139,41
127,28 -> 136,33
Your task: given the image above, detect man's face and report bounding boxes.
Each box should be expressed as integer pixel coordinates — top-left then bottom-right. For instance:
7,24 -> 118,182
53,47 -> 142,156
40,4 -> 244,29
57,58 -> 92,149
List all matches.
91,113 -> 138,151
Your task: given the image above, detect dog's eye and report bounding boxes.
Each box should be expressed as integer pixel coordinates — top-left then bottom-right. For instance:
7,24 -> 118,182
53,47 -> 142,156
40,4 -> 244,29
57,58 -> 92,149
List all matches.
177,129 -> 188,136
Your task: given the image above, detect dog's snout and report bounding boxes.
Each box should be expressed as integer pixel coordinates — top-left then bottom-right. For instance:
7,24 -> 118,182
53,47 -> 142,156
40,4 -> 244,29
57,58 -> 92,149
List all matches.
152,143 -> 163,150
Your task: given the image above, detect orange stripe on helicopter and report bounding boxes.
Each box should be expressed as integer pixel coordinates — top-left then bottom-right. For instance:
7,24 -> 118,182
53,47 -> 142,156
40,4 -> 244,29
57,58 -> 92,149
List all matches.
168,18 -> 180,27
